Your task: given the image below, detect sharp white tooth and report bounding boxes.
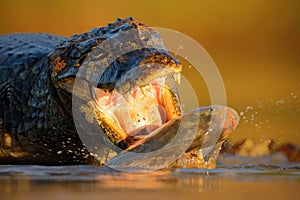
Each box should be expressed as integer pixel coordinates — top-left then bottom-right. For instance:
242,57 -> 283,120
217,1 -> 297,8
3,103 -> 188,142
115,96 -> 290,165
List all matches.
148,83 -> 154,90
92,87 -> 96,99
141,86 -> 147,96
174,73 -> 181,85
123,94 -> 129,102
119,92 -> 130,103
161,76 -> 166,84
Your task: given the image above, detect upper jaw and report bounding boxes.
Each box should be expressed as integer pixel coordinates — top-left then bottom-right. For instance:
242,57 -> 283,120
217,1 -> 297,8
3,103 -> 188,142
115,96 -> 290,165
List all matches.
96,48 -> 182,94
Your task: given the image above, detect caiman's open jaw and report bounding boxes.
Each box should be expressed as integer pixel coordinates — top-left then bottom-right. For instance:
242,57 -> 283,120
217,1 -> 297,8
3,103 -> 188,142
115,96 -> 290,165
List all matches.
93,75 -> 182,147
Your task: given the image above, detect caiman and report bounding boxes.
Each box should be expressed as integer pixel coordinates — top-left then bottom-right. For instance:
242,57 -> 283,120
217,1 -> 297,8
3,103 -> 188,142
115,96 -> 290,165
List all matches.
0,17 -> 239,169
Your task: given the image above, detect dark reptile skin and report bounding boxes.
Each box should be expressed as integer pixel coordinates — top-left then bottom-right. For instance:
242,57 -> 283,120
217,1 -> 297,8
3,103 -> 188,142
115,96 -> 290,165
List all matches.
0,17 -> 182,165
0,33 -> 93,164
0,18 -> 236,167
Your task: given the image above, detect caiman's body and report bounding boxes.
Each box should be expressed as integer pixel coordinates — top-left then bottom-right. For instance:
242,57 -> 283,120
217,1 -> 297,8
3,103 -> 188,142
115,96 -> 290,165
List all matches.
0,33 -> 87,164
0,18 -> 239,167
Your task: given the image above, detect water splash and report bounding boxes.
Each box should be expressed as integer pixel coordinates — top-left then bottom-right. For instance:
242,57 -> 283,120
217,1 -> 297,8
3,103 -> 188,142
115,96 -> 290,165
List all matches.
236,91 -> 300,143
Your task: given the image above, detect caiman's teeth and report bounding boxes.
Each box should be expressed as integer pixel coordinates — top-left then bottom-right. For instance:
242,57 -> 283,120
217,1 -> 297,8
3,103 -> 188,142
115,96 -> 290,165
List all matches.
92,87 -> 96,99
148,83 -> 154,90
141,87 -> 147,96
173,73 -> 181,85
122,93 -> 130,102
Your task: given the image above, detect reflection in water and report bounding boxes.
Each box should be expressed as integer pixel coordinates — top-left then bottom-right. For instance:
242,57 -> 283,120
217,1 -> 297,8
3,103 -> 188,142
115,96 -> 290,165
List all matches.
0,164 -> 299,200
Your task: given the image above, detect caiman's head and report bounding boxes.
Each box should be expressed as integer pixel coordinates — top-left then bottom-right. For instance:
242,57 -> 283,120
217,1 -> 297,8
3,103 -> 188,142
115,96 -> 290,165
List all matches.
48,17 -> 182,149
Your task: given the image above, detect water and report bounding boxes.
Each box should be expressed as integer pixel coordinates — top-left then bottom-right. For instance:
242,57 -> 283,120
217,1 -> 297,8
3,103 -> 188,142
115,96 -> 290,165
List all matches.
1,93 -> 299,200
1,159 -> 299,200
228,91 -> 300,146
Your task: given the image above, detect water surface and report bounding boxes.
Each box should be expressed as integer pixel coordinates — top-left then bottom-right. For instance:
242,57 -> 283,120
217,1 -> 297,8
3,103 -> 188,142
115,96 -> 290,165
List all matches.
1,160 -> 299,200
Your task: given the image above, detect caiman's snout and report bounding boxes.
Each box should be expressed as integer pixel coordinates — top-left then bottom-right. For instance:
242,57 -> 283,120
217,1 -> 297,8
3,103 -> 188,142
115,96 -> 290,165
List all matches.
225,106 -> 240,131
213,105 -> 240,139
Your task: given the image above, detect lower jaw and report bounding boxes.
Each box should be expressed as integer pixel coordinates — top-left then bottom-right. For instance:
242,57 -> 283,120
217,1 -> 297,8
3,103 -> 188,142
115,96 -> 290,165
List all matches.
94,83 -> 181,140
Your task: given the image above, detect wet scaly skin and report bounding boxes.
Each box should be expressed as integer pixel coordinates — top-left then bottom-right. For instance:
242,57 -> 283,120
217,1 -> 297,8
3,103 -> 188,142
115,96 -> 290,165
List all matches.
0,17 -> 239,167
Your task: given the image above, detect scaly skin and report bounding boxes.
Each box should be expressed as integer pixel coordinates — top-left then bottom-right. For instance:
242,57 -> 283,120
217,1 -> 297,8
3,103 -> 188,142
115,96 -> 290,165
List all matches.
0,33 -> 89,164
0,17 -> 239,167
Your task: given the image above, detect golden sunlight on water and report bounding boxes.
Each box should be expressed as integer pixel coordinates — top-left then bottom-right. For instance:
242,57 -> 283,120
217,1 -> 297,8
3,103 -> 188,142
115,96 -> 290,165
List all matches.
2,178 -> 299,200
0,166 -> 299,200
0,1 -> 300,199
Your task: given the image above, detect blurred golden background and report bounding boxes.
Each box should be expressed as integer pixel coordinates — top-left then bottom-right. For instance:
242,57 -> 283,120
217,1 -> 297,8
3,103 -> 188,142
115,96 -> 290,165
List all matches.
1,0 -> 299,145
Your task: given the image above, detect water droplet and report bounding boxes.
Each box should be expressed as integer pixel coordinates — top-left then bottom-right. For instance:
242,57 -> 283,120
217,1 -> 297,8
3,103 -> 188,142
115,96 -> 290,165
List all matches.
276,98 -> 285,104
177,45 -> 184,50
246,106 -> 253,110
